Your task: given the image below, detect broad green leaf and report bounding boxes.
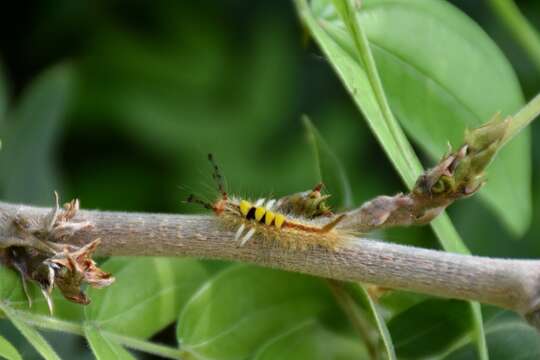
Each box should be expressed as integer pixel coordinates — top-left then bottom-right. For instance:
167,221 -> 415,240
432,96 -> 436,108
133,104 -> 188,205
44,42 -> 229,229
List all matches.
444,314 -> 540,360
304,117 -> 395,359
84,326 -> 135,360
177,265 -> 335,360
1,306 -> 60,360
296,0 -> 471,253
297,0 -> 422,188
296,1 -> 487,358
0,335 -> 22,360
0,64 -> 73,205
85,257 -> 224,339
254,320 -> 368,360
315,0 -> 530,235
387,299 -> 472,359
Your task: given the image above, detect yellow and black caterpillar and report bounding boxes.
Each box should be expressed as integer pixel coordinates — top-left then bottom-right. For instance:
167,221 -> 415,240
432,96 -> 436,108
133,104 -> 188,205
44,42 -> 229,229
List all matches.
187,154 -> 348,250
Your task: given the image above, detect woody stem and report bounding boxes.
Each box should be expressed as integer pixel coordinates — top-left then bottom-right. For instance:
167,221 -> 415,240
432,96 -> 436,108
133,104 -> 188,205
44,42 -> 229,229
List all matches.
1,201 -> 540,329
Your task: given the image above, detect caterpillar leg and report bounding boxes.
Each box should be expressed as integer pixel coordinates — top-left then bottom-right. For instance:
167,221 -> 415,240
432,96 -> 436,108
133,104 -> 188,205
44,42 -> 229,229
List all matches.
239,228 -> 256,246
234,224 -> 246,241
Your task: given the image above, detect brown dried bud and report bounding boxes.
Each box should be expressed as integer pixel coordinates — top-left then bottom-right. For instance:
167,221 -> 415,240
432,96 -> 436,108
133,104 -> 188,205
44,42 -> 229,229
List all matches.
275,183 -> 333,218
2,194 -> 113,313
48,239 -> 114,305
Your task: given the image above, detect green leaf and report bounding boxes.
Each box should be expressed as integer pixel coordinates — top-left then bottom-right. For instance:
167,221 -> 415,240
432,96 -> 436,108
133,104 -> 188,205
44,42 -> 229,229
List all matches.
85,257 -> 224,339
177,265 -> 335,360
303,116 -> 354,209
349,285 -> 396,359
377,291 -> 429,319
444,314 -> 540,360
316,0 -> 530,235
0,263 -> 84,322
296,1 -> 488,358
387,299 -> 472,358
254,320 -> 368,360
303,117 -> 396,359
0,335 -> 22,360
84,325 -> 135,360
298,0 -> 423,188
488,0 -> 540,73
0,64 -> 74,205
1,305 -> 60,360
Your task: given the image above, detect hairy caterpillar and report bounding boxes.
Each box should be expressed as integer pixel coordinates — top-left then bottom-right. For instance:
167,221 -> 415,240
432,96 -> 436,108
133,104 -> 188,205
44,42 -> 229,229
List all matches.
187,154 -> 349,250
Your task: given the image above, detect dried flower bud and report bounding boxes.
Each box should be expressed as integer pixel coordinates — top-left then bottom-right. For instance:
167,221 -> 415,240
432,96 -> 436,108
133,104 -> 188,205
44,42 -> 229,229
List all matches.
276,183 -> 333,218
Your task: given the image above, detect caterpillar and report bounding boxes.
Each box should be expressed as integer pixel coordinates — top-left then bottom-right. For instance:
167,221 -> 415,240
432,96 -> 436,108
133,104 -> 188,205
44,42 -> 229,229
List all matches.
186,154 -> 350,250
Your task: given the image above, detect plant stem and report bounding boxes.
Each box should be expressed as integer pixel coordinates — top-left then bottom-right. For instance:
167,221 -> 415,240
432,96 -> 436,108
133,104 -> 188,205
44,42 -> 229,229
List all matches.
2,307 -> 84,335
0,304 -> 183,359
104,331 -> 183,359
330,0 -> 422,186
489,0 -> 540,72
327,280 -> 379,359
505,93 -> 540,144
3,202 -> 540,326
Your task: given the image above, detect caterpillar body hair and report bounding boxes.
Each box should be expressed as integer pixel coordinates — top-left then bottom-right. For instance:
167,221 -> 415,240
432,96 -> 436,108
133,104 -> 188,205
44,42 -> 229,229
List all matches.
186,154 -> 351,251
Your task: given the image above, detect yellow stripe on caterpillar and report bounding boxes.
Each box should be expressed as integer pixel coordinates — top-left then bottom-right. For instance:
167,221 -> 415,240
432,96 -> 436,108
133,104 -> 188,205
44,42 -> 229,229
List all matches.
255,207 -> 266,221
264,211 -> 275,225
239,200 -> 251,217
274,214 -> 285,229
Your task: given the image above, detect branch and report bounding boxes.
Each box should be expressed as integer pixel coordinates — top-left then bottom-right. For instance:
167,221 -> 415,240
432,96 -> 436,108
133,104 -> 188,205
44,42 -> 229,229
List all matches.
2,201 -> 540,329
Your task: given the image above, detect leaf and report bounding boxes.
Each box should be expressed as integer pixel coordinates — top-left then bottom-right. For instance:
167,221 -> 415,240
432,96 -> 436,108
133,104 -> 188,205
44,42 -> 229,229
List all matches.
444,314 -> 540,360
0,263 -> 85,322
298,0 -> 423,187
488,0 -> 540,73
177,264 -> 336,360
0,64 -> 73,205
84,325 -> 135,360
296,1 -> 488,358
315,0 -> 530,235
349,285 -> 397,359
303,116 -> 354,209
1,305 -> 60,360
254,320 -> 369,360
377,290 -> 429,319
85,257 -> 225,339
0,335 -> 22,360
303,117 -> 396,359
387,299 -> 472,359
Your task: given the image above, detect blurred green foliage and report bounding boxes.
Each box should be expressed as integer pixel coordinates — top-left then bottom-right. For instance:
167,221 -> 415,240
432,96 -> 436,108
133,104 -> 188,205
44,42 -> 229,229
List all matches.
0,0 -> 540,359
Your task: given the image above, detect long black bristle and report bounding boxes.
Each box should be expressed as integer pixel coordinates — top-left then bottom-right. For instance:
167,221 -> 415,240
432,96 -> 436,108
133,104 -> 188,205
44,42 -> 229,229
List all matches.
207,153 -> 227,199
